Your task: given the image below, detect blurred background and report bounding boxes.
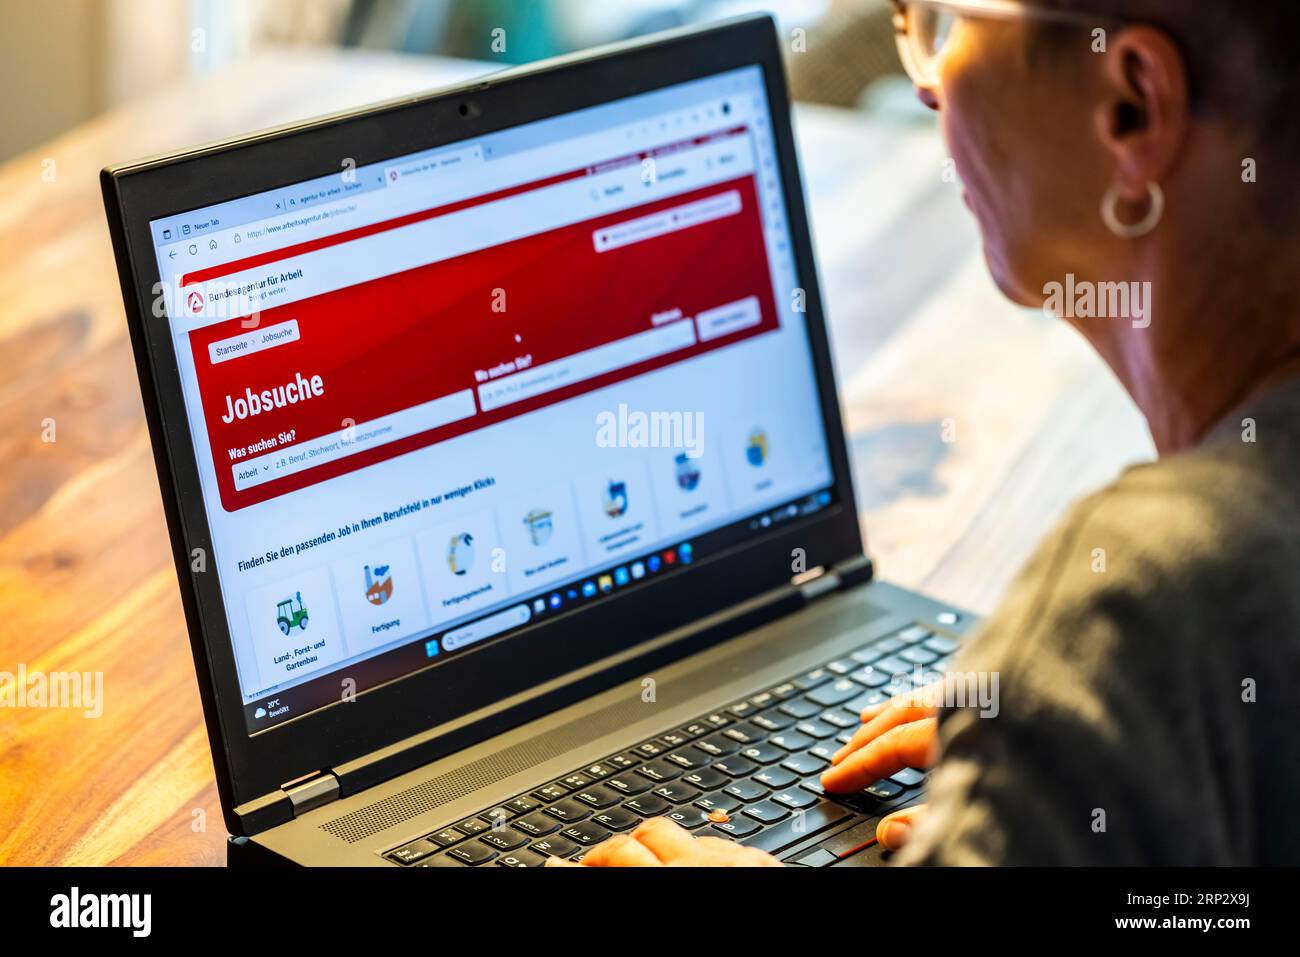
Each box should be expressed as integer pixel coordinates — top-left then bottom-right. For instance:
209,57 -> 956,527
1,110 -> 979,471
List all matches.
0,0 -> 914,163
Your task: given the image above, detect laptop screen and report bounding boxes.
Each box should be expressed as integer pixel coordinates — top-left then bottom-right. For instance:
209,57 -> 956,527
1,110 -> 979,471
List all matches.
148,65 -> 836,732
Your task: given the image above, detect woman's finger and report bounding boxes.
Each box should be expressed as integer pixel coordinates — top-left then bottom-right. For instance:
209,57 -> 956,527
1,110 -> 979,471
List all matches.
876,803 -> 928,850
578,831 -> 664,867
626,816 -> 700,862
832,701 -> 935,765
820,718 -> 938,793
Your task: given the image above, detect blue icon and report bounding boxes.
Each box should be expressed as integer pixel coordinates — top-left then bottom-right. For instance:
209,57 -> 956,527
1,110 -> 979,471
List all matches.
746,429 -> 768,467
679,542 -> 694,564
567,589 -> 578,600
582,581 -> 597,598
549,592 -> 563,609
631,561 -> 645,580
675,452 -> 702,491
425,638 -> 440,657
614,567 -> 630,586
647,555 -> 662,573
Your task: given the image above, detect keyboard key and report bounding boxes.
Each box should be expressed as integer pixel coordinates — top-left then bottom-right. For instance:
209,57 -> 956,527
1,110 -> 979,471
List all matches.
873,655 -> 914,676
809,743 -> 838,762
712,816 -> 761,838
779,697 -> 822,720
560,772 -> 595,790
845,691 -> 888,714
769,731 -> 814,752
712,756 -> 758,778
414,854 -> 465,867
574,785 -> 622,809
772,788 -> 819,810
900,646 -> 939,666
741,800 -> 851,853
848,666 -> 892,688
593,807 -> 641,831
768,682 -> 799,700
850,645 -> 889,665
480,830 -> 529,851
455,817 -> 490,836
748,691 -> 776,710
497,849 -> 548,868
793,668 -> 832,691
865,779 -> 905,800
795,719 -> 837,739
664,748 -> 710,770
653,782 -> 702,804
660,730 -> 691,748
741,800 -> 790,825
798,778 -> 827,797
605,774 -> 652,796
738,743 -> 785,765
897,625 -> 932,643
723,779 -> 771,802
703,712 -> 731,728
635,759 -> 682,783
925,634 -> 960,655
512,811 -> 562,837
544,799 -> 592,823
534,783 -> 570,802
623,795 -> 670,817
682,767 -> 728,790
890,767 -> 927,788
506,795 -> 541,815
608,753 -> 640,770
782,752 -> 828,776
806,678 -> 860,707
753,766 -> 798,789
727,701 -> 756,718
666,808 -> 712,830
448,842 -> 498,866
751,711 -> 795,733
562,821 -> 610,846
683,722 -> 712,738
429,828 -> 465,848
388,839 -> 438,864
819,710 -> 858,729
634,741 -> 667,759
695,734 -> 740,757
582,762 -> 618,780
826,658 -> 857,675
722,723 -> 765,745
695,792 -> 742,813
530,835 -> 579,858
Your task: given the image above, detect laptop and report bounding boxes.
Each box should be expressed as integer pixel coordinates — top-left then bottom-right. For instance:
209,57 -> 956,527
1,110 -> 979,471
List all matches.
101,14 -> 976,867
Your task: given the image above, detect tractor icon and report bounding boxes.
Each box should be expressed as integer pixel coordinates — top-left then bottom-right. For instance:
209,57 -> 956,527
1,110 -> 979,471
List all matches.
276,592 -> 309,635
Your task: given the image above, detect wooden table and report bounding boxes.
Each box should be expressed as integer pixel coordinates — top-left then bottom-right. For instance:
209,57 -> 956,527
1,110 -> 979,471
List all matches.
0,50 -> 1152,865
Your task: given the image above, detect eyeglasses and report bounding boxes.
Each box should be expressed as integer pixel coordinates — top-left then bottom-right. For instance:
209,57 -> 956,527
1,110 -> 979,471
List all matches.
890,0 -> 1106,88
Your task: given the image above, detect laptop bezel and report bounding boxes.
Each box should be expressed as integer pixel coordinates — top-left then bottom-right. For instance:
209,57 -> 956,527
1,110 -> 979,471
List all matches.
101,14 -> 864,827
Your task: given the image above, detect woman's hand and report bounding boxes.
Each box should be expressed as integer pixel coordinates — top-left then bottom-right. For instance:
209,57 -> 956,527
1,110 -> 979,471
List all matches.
545,816 -> 782,867
819,685 -> 942,850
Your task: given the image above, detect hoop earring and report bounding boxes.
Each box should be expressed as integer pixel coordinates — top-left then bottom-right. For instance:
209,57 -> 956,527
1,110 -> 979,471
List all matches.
1101,182 -> 1164,239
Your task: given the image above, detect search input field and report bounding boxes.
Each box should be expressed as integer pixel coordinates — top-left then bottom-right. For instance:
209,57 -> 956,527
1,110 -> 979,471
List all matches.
477,320 -> 698,412
231,389 -> 476,491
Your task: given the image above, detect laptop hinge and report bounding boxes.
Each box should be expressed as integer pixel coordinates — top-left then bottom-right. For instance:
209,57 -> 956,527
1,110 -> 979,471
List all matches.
792,554 -> 875,601
283,770 -> 340,816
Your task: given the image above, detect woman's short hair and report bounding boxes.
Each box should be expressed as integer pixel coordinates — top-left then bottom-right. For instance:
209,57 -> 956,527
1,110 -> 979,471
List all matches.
1030,1 -> 1300,168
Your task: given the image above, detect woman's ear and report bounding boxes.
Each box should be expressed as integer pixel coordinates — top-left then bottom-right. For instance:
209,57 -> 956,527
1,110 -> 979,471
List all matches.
1091,24 -> 1191,201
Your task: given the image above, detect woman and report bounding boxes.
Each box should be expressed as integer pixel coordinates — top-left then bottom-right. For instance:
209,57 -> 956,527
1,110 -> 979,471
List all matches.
550,0 -> 1300,866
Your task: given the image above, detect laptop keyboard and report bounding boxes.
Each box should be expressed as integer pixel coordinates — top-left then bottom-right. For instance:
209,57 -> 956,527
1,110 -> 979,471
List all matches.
384,623 -> 960,867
